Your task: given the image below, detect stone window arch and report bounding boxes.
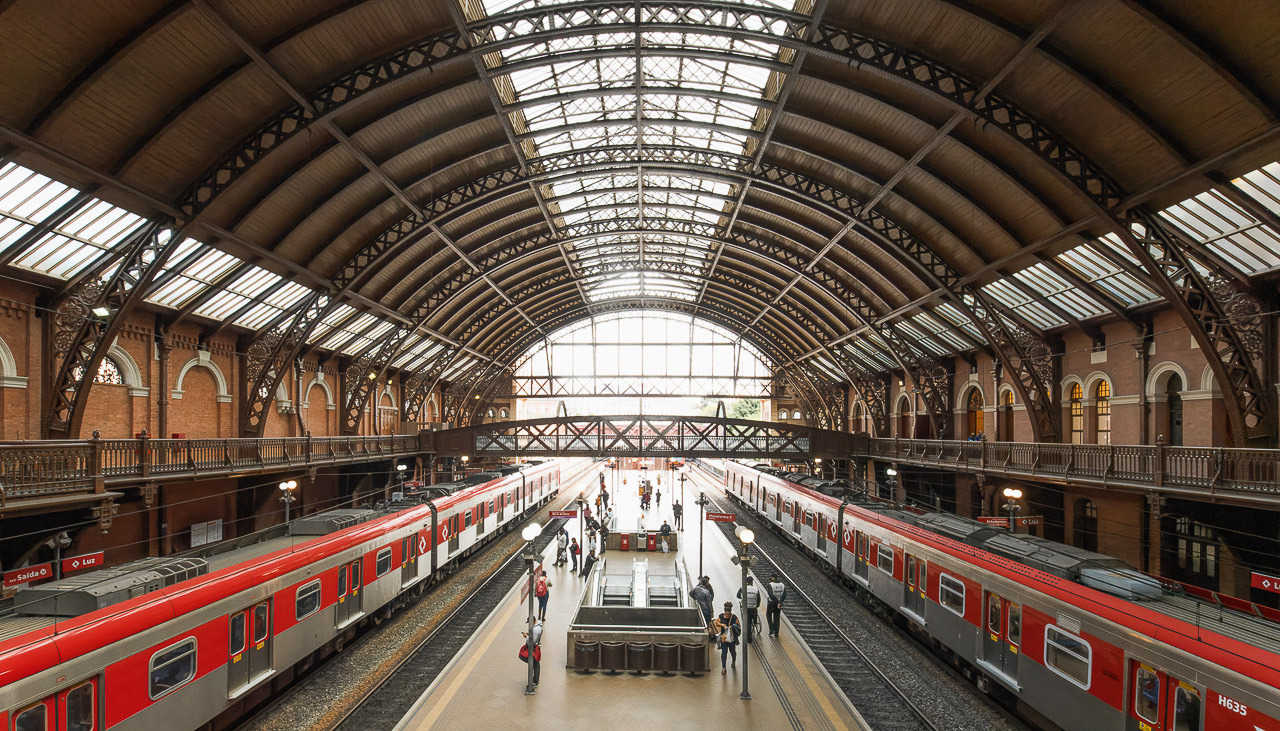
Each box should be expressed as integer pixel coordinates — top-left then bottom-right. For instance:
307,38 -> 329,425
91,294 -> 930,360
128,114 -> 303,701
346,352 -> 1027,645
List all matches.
778,409 -> 788,420
964,386 -> 984,438
999,388 -> 1015,441
1094,380 -> 1111,445
1068,382 -> 1084,444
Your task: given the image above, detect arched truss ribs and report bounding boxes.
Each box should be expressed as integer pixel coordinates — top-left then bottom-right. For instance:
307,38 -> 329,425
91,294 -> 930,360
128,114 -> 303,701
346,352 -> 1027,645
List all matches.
45,218 -> 178,438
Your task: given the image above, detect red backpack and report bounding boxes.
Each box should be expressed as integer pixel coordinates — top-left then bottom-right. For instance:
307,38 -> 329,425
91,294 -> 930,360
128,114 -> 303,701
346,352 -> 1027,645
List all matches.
536,576 -> 548,597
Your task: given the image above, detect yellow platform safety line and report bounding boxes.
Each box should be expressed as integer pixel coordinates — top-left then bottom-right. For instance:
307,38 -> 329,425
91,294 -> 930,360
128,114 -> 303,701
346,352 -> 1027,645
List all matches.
776,622 -> 851,730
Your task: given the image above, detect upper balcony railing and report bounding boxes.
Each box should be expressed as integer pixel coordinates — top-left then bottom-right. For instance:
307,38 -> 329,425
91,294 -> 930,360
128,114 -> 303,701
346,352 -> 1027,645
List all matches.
868,438 -> 1280,502
0,432 -> 422,509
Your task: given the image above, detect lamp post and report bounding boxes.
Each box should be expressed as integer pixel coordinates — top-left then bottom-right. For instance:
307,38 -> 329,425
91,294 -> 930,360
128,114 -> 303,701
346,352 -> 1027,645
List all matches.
278,480 -> 298,523
679,469 -> 686,510
814,457 -> 822,479
577,493 -> 586,561
521,523 -> 542,695
734,525 -> 755,701
1002,487 -> 1024,532
50,532 -> 72,580
459,454 -> 469,479
885,467 -> 898,503
695,491 -> 711,578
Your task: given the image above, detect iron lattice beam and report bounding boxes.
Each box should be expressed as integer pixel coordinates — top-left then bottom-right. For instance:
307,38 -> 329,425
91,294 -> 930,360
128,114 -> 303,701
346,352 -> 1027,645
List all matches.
432,415 -> 859,460
45,218 -> 179,438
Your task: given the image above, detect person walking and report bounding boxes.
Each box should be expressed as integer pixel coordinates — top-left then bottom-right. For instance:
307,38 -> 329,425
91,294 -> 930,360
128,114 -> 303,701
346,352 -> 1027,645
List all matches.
737,576 -> 761,638
556,530 -> 568,567
711,602 -> 741,674
765,573 -> 787,637
569,537 -> 581,572
580,549 -> 598,578
521,620 -> 544,687
655,488 -> 661,509
535,569 -> 551,621
689,576 -> 715,624
673,501 -> 683,530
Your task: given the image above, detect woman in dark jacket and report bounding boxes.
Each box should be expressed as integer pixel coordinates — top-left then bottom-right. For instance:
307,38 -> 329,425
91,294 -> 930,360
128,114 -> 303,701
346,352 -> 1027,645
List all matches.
711,602 -> 741,674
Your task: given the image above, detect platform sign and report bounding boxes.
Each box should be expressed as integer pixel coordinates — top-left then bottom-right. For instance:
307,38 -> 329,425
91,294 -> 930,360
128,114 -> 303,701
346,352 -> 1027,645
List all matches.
4,562 -> 52,588
977,516 -> 1010,528
1252,571 -> 1280,595
706,512 -> 736,523
61,551 -> 104,574
549,510 -> 578,519
978,516 -> 1042,528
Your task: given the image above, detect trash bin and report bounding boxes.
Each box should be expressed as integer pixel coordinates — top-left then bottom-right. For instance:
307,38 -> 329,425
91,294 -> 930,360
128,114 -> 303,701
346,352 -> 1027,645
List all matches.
680,641 -> 708,675
653,642 -> 678,674
637,532 -> 648,551
620,533 -> 631,551
646,533 -> 657,551
574,640 -> 600,672
600,641 -> 626,673
626,642 -> 653,673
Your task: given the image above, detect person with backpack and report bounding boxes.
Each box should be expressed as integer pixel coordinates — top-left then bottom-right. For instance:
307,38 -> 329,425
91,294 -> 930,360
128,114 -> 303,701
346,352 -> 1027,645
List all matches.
689,575 -> 715,624
535,569 -> 551,621
520,620 -> 544,688
710,602 -> 741,674
569,537 -> 581,572
737,576 -> 762,639
555,530 -> 568,566
765,573 -> 788,637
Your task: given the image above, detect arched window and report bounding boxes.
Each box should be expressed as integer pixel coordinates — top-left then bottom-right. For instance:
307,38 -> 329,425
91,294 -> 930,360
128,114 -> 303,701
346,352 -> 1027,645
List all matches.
500,407 -> 509,419
1165,374 -> 1183,446
1000,390 -> 1015,441
72,357 -> 126,385
897,395 -> 912,438
1073,498 -> 1098,552
1069,383 -> 1084,444
853,402 -> 865,433
778,409 -> 788,420
486,408 -> 495,419
1095,381 -> 1111,445
965,388 -> 984,438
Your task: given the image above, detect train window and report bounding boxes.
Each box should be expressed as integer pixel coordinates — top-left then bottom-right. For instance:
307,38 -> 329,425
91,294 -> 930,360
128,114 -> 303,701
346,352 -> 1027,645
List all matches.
148,638 -> 197,699
253,604 -> 269,644
1134,666 -> 1160,723
1045,626 -> 1091,688
987,595 -> 1002,634
376,547 -> 393,577
876,545 -> 894,574
939,575 -> 965,616
13,704 -> 46,731
66,681 -> 94,731
337,566 -> 347,596
295,580 -> 322,621
1172,686 -> 1202,731
1008,604 -> 1021,646
229,613 -> 246,655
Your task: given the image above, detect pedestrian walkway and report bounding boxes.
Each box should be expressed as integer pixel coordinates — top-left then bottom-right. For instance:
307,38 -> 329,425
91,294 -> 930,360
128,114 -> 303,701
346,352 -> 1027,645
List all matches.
396,468 -> 867,730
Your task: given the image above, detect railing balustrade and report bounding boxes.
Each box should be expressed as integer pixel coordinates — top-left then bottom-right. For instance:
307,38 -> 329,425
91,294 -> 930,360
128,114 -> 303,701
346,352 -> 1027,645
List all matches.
0,434 -> 423,508
869,438 -> 1280,497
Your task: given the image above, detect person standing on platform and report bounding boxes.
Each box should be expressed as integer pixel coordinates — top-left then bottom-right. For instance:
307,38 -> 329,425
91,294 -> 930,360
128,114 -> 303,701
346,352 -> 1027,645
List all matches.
587,529 -> 597,556
737,576 -> 761,637
766,573 -> 787,637
659,520 -> 672,537
580,549 -> 598,578
601,487 -> 609,509
673,501 -> 683,530
522,620 -> 544,687
690,576 -> 714,624
712,602 -> 741,674
595,494 -> 603,514
556,530 -> 568,566
599,522 -> 609,553
570,538 -> 581,571
535,570 -> 551,621
656,488 -> 661,509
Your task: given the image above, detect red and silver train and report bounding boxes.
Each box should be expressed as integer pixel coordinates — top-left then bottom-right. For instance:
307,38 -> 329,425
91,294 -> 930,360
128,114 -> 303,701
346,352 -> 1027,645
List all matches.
0,460 -> 564,731
723,461 -> 1280,731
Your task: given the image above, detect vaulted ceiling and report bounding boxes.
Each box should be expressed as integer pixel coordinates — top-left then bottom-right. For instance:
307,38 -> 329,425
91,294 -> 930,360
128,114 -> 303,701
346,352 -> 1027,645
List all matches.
1,0 -> 1277,441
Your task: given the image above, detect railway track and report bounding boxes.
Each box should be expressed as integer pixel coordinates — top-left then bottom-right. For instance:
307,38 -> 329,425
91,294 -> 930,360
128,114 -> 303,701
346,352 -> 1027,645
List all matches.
331,517 -> 566,730
705,494 -> 938,731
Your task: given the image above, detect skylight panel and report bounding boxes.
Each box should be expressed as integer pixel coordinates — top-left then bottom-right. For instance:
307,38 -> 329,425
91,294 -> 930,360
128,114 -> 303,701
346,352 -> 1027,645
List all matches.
931,301 -> 982,339
894,319 -> 947,355
982,280 -> 1064,330
0,163 -> 79,252
1012,263 -> 1108,320
318,312 -> 377,352
10,198 -> 147,279
1056,243 -> 1160,307
308,303 -> 357,343
232,280 -> 311,330
146,245 -> 240,307
1233,162 -> 1280,216
911,311 -> 968,351
1159,189 -> 1280,274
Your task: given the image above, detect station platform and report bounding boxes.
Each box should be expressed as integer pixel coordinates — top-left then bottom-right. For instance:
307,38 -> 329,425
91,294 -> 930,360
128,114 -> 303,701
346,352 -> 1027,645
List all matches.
396,469 -> 866,730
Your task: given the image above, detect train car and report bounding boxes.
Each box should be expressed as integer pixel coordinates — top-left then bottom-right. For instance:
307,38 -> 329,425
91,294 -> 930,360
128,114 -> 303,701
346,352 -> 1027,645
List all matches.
0,460 -> 562,731
723,461 -> 1280,731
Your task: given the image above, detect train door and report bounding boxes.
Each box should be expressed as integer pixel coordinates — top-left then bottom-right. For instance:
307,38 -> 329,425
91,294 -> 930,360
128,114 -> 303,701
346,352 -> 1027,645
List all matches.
774,495 -> 782,522
228,608 -> 251,694
903,554 -> 926,616
1126,661 -> 1205,731
854,533 -> 869,580
401,535 -> 417,586
336,559 -> 362,627
792,503 -> 801,534
982,592 -> 1019,680
815,513 -> 827,552
248,600 -> 272,681
56,680 -> 96,731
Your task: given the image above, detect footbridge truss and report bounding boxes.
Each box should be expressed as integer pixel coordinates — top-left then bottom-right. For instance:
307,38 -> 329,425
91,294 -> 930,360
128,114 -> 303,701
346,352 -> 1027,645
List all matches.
424,416 -> 862,460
